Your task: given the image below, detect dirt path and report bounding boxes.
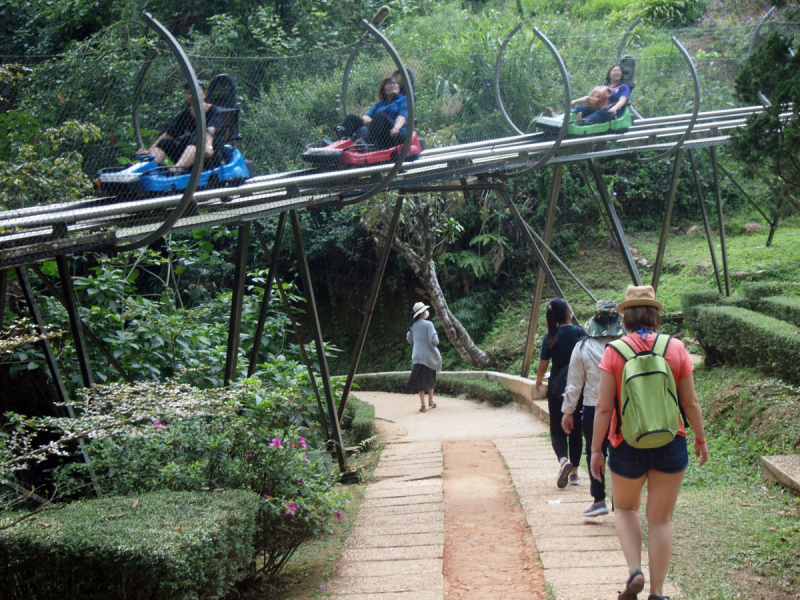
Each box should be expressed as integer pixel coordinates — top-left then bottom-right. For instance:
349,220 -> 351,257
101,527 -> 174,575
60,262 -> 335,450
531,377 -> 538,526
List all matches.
442,440 -> 547,599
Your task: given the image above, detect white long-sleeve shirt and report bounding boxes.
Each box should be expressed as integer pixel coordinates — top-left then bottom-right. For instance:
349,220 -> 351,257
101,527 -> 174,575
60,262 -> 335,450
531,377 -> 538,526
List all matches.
562,336 -> 618,414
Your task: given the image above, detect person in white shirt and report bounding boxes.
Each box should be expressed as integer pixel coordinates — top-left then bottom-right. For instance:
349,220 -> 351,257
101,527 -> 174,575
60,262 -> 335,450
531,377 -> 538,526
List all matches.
561,300 -> 623,517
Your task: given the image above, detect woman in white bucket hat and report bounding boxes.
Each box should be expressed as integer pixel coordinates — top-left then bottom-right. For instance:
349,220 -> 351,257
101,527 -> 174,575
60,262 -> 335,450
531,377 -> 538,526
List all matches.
405,302 -> 442,412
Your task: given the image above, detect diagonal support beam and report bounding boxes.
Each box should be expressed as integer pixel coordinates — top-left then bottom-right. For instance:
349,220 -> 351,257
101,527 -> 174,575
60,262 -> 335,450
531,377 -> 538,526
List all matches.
687,150 -> 723,294
710,147 -> 731,296
30,265 -> 133,383
0,270 -> 7,327
224,220 -> 251,386
56,256 -> 94,388
290,210 -> 347,473
495,184 -> 567,301
587,159 -> 642,285
521,165 -> 562,379
338,195 -> 404,422
248,212 -> 287,377
15,266 -> 102,496
651,148 -> 684,292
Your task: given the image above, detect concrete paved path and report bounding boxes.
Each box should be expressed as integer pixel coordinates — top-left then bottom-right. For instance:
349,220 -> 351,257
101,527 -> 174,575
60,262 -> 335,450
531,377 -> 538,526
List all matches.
326,391 -> 682,599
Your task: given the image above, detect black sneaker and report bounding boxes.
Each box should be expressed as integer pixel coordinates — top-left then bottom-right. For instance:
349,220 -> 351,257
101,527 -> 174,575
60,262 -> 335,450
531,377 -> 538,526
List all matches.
582,500 -> 609,517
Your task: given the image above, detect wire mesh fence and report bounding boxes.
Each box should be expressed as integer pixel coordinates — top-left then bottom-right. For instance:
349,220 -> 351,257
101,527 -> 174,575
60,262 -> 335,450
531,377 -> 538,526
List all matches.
0,17 -> 794,267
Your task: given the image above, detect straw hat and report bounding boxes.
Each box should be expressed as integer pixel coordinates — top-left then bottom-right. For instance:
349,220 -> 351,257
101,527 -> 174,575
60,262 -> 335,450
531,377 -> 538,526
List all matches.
616,285 -> 663,313
412,302 -> 429,318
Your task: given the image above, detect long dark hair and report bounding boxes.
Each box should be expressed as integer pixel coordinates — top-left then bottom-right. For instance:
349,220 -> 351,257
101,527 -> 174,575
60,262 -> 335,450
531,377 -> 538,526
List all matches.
546,297 -> 571,349
408,309 -> 426,332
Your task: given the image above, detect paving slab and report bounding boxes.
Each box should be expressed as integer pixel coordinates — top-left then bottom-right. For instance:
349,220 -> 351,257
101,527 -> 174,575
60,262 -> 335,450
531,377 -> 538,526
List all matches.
366,479 -> 443,492
364,485 -> 442,500
327,592 -> 444,600
326,573 -> 443,594
335,559 -> 443,578
539,549 -> 628,569
345,532 -> 446,548
360,493 -> 444,507
762,454 -> 800,493
355,511 -> 445,527
536,535 -> 621,552
339,545 -> 444,562
357,502 -> 444,517
349,521 -> 445,537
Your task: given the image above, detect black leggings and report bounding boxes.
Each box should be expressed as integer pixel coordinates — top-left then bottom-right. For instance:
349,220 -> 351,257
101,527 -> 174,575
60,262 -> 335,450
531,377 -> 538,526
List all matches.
548,391 -> 583,467
582,405 -> 609,501
340,113 -> 404,149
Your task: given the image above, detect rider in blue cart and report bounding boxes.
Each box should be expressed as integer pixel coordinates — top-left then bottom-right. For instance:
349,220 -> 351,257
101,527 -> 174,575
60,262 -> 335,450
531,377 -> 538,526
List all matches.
137,81 -> 225,173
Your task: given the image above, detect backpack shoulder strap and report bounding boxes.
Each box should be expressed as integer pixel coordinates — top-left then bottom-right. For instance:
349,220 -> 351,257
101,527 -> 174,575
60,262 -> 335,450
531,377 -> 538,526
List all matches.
608,338 -> 635,362
653,334 -> 671,357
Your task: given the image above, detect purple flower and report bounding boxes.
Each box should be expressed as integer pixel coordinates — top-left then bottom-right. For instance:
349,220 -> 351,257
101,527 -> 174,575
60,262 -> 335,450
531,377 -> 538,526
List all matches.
300,478 -> 305,485
319,584 -> 326,590
335,510 -> 343,521
270,438 -> 283,449
263,493 -> 270,500
285,501 -> 298,516
298,438 -> 307,448
153,420 -> 166,429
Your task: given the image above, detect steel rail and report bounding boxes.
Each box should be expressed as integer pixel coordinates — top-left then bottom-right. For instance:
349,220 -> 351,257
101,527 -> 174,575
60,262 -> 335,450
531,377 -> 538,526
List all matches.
340,6 -> 391,117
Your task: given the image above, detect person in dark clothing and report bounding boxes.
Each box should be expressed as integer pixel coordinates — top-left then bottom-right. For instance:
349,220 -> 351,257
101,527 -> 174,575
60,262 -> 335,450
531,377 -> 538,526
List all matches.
337,74 -> 408,149
137,82 -> 224,172
535,297 -> 587,488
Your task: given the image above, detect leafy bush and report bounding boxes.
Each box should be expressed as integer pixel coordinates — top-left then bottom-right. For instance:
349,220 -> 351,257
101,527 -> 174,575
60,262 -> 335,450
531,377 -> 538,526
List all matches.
0,490 -> 257,600
342,397 -> 376,446
692,305 -> 800,383
681,290 -> 748,327
759,296 -> 800,328
353,372 -> 512,406
740,281 -> 799,302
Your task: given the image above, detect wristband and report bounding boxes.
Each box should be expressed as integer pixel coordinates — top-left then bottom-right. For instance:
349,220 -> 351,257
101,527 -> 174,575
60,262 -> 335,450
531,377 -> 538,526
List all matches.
695,438 -> 706,445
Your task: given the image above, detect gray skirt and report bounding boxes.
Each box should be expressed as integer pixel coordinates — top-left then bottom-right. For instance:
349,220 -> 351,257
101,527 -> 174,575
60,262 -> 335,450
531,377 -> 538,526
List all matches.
406,363 -> 437,393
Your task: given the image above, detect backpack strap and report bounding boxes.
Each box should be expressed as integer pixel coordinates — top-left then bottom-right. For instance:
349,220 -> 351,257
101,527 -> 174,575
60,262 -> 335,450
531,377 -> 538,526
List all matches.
608,338 -> 635,362
652,333 -> 671,357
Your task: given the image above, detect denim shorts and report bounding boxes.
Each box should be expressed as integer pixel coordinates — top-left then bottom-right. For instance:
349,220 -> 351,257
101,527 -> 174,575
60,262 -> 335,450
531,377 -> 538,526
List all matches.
608,436 -> 689,479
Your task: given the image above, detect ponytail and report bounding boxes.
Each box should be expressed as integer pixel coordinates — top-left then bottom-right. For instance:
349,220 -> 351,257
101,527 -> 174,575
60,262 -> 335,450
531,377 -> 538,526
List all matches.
545,297 -> 570,349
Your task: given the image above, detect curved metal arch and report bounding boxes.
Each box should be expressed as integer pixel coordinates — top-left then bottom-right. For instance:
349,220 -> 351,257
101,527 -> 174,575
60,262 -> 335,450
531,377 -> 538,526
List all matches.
341,6 -> 391,118
116,12 -> 206,252
334,19 -> 415,206
132,46 -> 161,149
749,6 -> 777,55
617,18 -> 642,62
631,36 -> 700,164
493,24 -> 571,177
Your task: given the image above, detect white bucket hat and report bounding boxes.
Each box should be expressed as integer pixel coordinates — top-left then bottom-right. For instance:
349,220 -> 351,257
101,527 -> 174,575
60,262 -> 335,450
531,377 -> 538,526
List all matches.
412,302 -> 429,318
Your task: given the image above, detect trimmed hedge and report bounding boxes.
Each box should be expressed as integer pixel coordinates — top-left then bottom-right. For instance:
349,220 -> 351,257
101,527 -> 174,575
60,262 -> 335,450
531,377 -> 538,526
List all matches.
354,372 -> 512,406
760,296 -> 800,328
342,396 -> 376,445
740,281 -> 799,302
692,305 -> 800,384
0,490 -> 257,600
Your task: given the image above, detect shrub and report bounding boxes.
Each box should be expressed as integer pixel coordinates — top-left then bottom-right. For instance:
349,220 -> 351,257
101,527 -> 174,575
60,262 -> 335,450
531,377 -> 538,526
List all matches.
342,397 -> 376,446
353,373 -> 512,406
0,491 -> 257,600
681,291 -> 748,332
759,296 -> 800,328
692,305 -> 800,383
741,281 -> 800,302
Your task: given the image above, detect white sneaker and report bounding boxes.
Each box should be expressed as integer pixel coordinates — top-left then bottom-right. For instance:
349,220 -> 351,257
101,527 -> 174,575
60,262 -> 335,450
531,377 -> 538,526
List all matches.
557,459 -> 573,489
582,500 -> 609,517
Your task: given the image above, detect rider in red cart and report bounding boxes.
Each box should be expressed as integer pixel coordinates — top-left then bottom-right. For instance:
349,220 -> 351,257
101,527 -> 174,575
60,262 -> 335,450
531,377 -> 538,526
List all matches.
337,73 -> 408,150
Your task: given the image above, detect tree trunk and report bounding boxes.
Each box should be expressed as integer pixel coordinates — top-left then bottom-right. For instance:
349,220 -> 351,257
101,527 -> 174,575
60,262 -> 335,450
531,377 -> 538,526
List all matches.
391,237 -> 494,369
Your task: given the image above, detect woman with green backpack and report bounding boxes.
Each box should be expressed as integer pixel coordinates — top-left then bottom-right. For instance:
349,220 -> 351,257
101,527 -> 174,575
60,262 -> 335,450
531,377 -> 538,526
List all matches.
590,285 -> 708,600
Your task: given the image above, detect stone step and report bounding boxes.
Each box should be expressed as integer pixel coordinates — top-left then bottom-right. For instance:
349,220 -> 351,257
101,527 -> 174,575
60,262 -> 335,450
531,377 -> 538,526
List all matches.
761,454 -> 800,493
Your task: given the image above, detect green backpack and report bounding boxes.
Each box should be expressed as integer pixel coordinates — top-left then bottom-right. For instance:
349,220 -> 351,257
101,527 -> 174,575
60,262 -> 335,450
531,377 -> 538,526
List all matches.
608,334 -> 683,449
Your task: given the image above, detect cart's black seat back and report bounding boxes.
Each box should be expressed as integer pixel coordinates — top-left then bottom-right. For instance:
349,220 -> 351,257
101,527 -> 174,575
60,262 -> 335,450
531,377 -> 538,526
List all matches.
206,74 -> 240,144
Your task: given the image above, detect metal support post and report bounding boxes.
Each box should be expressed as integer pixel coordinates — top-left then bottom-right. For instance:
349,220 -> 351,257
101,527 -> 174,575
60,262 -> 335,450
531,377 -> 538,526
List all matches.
575,164 -> 616,248
15,266 -> 102,496
710,148 -> 731,296
253,221 -> 330,443
0,270 -> 7,327
651,148 -> 684,292
224,221 -> 251,386
521,165 -> 562,379
290,210 -> 347,473
587,159 -> 642,285
495,185 -> 568,301
30,265 -> 133,383
56,256 -> 94,387
248,212 -> 287,377
338,195 -> 404,421
687,150 -> 723,294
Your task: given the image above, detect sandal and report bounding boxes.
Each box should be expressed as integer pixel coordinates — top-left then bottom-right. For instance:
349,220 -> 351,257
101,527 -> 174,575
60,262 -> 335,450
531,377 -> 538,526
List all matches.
647,596 -> 669,600
618,568 -> 645,600
428,402 -> 436,409
419,406 -> 426,412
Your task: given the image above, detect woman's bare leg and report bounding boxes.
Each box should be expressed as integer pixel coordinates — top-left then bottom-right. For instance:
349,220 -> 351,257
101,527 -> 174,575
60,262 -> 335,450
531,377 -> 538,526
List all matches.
644,469 -> 685,597
610,472 -> 646,571
175,145 -> 197,169
418,391 -> 426,409
427,389 -> 435,407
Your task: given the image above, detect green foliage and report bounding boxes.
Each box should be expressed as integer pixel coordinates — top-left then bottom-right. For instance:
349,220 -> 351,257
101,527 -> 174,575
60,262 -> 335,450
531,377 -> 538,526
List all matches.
680,290 -> 747,326
758,296 -> 800,328
732,32 -> 800,208
341,397 -> 376,446
690,305 -> 800,383
626,0 -> 706,26
0,490 -> 257,600
740,281 -> 800,302
353,372 -> 512,405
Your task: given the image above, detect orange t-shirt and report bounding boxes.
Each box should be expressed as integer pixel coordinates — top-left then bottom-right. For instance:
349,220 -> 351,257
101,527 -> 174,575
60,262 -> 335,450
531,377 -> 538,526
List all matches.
598,333 -> 694,448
